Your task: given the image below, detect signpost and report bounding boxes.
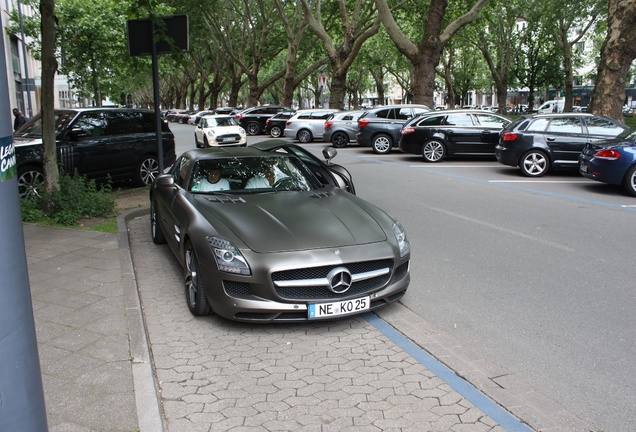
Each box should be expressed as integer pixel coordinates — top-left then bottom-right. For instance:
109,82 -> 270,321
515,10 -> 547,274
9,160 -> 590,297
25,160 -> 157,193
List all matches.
127,15 -> 188,174
0,24 -> 48,432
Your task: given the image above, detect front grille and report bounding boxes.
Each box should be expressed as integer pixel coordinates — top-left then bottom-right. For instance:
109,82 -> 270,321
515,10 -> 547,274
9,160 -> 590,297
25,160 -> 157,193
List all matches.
217,134 -> 241,143
272,259 -> 394,301
224,281 -> 257,299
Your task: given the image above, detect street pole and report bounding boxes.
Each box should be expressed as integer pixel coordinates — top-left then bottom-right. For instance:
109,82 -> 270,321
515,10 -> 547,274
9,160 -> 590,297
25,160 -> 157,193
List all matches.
0,26 -> 49,432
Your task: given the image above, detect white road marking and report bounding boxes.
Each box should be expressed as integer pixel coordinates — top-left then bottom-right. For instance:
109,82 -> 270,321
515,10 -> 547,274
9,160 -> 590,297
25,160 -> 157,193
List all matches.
489,180 -> 590,183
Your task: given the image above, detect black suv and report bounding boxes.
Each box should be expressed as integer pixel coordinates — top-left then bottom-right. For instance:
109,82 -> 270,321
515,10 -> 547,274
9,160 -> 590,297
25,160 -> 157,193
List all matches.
265,111 -> 295,137
356,104 -> 431,154
14,108 -> 176,198
495,113 -> 628,176
235,105 -> 290,136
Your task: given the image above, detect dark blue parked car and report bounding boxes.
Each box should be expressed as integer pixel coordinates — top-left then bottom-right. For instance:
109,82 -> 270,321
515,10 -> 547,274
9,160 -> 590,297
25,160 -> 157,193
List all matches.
579,128 -> 636,196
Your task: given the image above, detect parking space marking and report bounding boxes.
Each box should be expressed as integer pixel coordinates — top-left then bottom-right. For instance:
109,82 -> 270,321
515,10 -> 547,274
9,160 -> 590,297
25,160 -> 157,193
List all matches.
489,180 -> 590,183
365,313 -> 533,432
410,165 -> 496,168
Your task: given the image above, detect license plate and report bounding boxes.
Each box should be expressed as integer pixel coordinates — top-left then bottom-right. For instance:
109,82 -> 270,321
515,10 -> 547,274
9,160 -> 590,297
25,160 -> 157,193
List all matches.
221,138 -> 235,142
308,296 -> 369,319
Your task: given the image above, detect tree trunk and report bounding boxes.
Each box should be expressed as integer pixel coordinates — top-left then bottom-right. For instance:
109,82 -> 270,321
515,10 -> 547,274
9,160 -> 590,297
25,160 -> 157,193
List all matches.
40,0 -> 59,206
588,0 -> 636,121
329,70 -> 347,110
412,54 -> 439,109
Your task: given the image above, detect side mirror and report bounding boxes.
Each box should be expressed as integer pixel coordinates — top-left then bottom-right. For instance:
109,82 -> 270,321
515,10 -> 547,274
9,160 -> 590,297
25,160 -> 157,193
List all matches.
322,146 -> 337,163
156,174 -> 174,186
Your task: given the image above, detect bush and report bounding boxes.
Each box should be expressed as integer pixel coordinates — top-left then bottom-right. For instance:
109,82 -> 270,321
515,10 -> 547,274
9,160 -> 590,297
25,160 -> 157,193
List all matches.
20,171 -> 117,226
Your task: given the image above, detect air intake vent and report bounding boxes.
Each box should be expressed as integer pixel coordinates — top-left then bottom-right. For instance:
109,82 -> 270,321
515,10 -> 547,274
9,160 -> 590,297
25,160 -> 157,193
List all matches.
204,195 -> 246,204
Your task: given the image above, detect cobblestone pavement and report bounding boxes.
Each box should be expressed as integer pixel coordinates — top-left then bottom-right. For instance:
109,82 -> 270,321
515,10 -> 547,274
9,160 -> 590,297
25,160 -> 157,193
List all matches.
127,215 -> 516,432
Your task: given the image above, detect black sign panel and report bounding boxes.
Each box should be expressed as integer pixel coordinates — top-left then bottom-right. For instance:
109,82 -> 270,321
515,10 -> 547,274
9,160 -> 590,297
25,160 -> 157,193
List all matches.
127,15 -> 189,57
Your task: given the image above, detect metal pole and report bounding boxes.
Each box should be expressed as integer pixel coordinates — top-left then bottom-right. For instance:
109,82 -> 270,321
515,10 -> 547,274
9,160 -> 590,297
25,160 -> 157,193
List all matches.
151,18 -> 164,174
0,24 -> 49,432
17,0 -> 33,117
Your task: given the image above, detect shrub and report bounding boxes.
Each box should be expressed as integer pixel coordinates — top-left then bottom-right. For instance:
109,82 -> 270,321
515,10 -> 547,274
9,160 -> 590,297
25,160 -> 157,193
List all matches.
20,171 -> 117,226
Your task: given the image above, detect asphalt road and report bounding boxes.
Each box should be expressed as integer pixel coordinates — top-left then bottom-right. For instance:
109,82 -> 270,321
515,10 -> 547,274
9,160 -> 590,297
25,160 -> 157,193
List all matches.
169,122 -> 636,431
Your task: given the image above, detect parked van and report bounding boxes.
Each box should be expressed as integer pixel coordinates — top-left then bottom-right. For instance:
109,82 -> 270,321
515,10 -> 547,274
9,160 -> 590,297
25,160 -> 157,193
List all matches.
537,100 -> 564,114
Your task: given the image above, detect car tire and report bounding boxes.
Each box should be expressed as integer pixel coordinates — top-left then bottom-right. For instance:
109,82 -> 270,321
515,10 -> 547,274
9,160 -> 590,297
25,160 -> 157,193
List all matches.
195,134 -> 201,148
297,129 -> 313,143
203,136 -> 210,148
133,155 -> 159,187
184,241 -> 212,316
520,150 -> 550,177
17,165 -> 44,200
622,165 -> 636,197
150,198 -> 166,244
422,139 -> 446,162
331,132 -> 348,148
270,126 -> 282,138
247,122 -> 260,136
372,134 -> 392,154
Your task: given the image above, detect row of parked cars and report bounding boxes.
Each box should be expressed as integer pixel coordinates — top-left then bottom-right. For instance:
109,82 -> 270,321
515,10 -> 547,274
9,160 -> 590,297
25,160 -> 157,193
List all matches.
183,104 -> 636,197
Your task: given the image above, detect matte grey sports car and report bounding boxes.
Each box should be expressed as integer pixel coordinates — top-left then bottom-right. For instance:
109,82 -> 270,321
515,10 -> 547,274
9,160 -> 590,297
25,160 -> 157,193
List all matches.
149,141 -> 411,322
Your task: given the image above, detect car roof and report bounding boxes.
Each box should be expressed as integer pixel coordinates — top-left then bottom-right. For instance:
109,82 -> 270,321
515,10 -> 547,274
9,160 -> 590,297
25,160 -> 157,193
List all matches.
365,104 -> 431,111
181,146 -> 286,161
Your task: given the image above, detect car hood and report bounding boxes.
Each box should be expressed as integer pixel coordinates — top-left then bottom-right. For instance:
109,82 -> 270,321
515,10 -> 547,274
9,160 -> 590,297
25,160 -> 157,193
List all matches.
191,190 -> 388,253
13,136 -> 43,146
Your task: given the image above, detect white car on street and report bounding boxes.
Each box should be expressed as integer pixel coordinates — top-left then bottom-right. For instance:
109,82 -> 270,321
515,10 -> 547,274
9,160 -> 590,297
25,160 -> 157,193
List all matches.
194,115 -> 247,148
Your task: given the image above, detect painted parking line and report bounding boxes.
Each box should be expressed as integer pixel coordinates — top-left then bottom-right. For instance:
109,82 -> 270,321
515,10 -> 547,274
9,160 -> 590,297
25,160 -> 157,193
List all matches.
409,165 -> 497,168
365,313 -> 533,432
489,180 -> 590,183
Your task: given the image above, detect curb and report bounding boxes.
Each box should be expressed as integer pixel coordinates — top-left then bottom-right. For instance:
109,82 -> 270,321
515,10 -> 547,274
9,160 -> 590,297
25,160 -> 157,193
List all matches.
117,207 -> 163,432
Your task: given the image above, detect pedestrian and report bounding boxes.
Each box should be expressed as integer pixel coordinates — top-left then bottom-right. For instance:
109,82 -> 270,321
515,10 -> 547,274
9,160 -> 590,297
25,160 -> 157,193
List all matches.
13,108 -> 27,131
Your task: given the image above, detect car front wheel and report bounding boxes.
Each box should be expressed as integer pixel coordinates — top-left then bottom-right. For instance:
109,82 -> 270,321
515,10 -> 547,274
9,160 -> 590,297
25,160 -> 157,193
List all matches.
270,126 -> 282,138
520,150 -> 550,177
372,134 -> 392,154
17,165 -> 44,199
297,129 -> 313,143
623,165 -> 636,197
422,140 -> 446,162
184,241 -> 212,316
134,155 -> 159,186
247,122 -> 260,136
331,132 -> 348,148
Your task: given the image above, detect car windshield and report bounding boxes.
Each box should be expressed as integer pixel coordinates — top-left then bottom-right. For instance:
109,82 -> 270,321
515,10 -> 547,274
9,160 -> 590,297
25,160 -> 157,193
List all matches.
189,156 -> 319,193
210,116 -> 237,127
13,111 -> 77,139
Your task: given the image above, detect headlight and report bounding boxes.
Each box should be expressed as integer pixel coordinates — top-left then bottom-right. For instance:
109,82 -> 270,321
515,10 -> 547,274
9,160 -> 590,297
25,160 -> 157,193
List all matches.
207,236 -> 251,275
206,130 -> 216,137
392,222 -> 410,258
239,128 -> 246,136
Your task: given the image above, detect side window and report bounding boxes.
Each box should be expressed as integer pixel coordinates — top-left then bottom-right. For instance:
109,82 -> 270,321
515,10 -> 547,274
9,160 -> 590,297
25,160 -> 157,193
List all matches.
74,112 -> 107,137
547,117 -> 583,134
417,115 -> 443,126
526,119 -> 549,132
374,109 -> 391,119
396,108 -> 411,120
444,113 -> 474,126
298,113 -> 313,119
342,114 -> 353,121
585,117 -> 625,136
140,112 -> 157,132
475,114 -> 507,128
106,112 -> 136,135
313,112 -> 332,120
174,156 -> 192,188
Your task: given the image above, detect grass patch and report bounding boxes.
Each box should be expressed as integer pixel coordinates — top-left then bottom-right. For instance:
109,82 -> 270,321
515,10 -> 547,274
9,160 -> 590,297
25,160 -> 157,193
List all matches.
21,171 -> 118,231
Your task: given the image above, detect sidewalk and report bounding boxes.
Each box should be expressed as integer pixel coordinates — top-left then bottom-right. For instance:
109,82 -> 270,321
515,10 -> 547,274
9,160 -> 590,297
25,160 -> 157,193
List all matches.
23,211 -> 588,432
24,215 -> 160,432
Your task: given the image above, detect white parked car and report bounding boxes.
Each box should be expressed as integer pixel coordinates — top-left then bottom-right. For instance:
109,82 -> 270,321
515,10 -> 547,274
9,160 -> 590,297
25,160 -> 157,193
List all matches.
194,115 -> 247,148
283,109 -> 340,143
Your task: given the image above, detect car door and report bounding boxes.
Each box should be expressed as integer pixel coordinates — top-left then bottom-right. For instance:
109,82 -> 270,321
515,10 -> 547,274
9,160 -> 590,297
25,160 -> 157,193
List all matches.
442,113 -> 480,153
473,113 -> 510,153
60,111 -> 113,179
544,117 -> 587,164
104,111 -> 149,177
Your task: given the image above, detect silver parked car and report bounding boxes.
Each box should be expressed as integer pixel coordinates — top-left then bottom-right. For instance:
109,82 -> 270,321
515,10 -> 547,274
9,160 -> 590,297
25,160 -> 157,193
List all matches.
323,110 -> 364,148
149,142 -> 410,322
283,109 -> 340,143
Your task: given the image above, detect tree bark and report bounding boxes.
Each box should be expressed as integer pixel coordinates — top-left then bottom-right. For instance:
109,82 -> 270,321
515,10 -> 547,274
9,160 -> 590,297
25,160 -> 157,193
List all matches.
375,0 -> 490,108
589,0 -> 636,121
40,0 -> 59,204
